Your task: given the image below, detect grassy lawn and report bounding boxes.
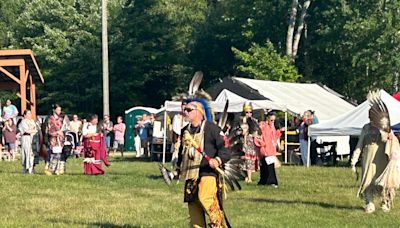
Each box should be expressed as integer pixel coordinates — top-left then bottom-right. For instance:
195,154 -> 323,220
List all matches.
0,154 -> 399,227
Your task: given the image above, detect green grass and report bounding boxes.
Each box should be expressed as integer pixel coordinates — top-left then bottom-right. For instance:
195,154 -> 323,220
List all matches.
0,154 -> 400,227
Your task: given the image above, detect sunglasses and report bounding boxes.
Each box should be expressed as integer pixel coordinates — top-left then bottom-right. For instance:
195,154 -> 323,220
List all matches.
245,111 -> 252,114
184,107 -> 195,113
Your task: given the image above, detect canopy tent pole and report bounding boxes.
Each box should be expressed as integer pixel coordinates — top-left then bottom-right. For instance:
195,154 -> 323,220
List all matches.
162,110 -> 167,164
307,136 -> 311,167
284,111 -> 288,163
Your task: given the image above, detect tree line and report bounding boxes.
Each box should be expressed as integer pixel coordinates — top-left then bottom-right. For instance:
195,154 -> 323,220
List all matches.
1,0 -> 399,117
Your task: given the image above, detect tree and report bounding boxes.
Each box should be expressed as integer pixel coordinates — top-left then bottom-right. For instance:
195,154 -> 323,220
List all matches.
11,0 -> 103,115
286,0 -> 311,63
232,41 -> 300,82
301,0 -> 400,102
109,0 -> 207,108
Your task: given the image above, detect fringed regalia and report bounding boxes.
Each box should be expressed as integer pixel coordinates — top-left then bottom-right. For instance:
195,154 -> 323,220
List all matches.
46,114 -> 67,175
351,90 -> 400,213
180,121 -> 229,228
163,71 -> 244,227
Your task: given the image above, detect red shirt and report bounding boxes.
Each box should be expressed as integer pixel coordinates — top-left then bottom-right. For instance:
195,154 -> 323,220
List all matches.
254,121 -> 281,157
3,124 -> 17,143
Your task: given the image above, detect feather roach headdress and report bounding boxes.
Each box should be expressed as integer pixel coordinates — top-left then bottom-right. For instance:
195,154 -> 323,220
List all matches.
367,90 -> 390,133
161,71 -> 246,192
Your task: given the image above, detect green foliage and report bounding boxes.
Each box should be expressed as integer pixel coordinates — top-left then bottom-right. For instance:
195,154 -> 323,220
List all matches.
232,41 -> 301,82
301,0 -> 400,102
3,0 -> 400,116
1,157 -> 400,226
109,0 -> 207,108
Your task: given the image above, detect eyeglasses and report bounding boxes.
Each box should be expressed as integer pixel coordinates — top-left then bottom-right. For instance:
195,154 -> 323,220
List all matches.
184,107 -> 195,113
245,111 -> 252,114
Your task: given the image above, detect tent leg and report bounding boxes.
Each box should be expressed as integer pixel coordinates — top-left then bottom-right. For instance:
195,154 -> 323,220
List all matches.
162,110 -> 167,164
307,136 -> 311,167
284,111 -> 288,164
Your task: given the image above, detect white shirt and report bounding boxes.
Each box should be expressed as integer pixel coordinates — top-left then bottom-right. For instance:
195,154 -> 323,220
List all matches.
82,123 -> 97,136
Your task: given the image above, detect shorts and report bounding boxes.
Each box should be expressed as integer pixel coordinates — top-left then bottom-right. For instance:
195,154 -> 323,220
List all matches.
113,140 -> 124,150
5,143 -> 15,150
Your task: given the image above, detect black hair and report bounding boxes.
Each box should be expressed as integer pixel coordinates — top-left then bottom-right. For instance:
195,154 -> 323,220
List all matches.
23,109 -> 31,116
52,104 -> 61,110
266,112 -> 276,118
247,118 -> 260,135
87,114 -> 98,122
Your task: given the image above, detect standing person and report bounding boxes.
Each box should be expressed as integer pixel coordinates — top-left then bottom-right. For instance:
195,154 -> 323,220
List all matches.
351,92 -> 400,213
177,101 -> 230,227
101,115 -> 113,155
299,110 -> 313,166
171,100 -> 189,169
3,118 -> 17,161
3,99 -> 19,124
134,116 -> 143,157
18,110 -> 38,174
255,112 -> 281,187
70,114 -> 82,145
61,115 -> 70,132
112,116 -> 126,157
138,114 -> 151,157
240,104 -> 259,183
82,114 -> 109,175
46,104 -> 65,176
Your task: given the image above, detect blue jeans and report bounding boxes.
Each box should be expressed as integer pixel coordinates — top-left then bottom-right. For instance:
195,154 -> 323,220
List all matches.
105,136 -> 111,148
300,139 -> 308,166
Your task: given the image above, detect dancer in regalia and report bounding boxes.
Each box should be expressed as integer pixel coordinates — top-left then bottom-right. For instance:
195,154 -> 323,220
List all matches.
82,114 -> 109,175
351,90 -> 400,213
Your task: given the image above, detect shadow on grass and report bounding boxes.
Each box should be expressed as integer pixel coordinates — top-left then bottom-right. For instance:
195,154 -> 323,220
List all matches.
147,174 -> 163,180
47,219 -> 140,228
108,156 -> 155,163
246,197 -> 361,210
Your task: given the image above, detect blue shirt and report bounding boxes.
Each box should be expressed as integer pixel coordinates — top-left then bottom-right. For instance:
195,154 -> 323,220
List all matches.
139,121 -> 151,140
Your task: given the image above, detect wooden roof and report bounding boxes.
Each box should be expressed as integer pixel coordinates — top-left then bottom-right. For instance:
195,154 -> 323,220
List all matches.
0,49 -> 44,84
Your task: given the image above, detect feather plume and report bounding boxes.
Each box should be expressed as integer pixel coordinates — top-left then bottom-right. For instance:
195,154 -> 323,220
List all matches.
218,100 -> 229,129
188,71 -> 203,96
367,90 -> 391,132
159,163 -> 174,185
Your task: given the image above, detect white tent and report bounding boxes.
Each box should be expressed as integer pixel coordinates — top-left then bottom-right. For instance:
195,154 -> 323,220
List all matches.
164,92 -> 286,113
233,77 -> 355,121
215,89 -> 286,111
309,90 -> 400,136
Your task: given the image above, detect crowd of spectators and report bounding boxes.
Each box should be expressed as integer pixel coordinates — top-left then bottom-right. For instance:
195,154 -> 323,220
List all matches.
0,99 -> 127,170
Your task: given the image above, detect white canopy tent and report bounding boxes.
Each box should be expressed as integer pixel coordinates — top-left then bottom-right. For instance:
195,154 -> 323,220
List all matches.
306,89 -> 400,167
232,77 -> 355,121
164,98 -> 286,113
309,90 -> 400,136
161,91 -> 288,164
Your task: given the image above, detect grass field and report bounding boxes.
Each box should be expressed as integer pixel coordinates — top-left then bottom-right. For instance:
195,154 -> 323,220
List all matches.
0,154 -> 400,227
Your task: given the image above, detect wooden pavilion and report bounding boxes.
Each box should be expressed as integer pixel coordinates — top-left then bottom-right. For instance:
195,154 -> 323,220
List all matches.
0,49 -> 44,119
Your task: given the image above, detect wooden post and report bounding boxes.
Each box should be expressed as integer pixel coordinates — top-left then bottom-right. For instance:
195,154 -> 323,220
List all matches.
29,74 -> 36,119
19,64 -> 26,114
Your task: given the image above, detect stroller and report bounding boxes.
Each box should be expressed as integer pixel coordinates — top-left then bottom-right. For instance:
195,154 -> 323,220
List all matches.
63,131 -> 79,159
